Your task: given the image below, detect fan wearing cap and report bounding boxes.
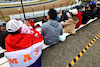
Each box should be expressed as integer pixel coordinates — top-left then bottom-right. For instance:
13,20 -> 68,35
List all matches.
5,19 -> 43,67
61,9 -> 79,34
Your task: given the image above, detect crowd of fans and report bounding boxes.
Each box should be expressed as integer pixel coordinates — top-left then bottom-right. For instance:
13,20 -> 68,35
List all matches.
0,1 -> 100,67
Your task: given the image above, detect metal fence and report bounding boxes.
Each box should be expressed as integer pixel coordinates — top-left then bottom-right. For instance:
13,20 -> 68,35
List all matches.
0,1 -> 82,21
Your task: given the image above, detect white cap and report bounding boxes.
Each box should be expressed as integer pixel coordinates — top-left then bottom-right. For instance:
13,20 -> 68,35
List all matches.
6,19 -> 23,32
69,9 -> 78,15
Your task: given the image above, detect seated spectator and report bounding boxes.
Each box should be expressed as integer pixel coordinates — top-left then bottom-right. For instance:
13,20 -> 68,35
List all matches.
61,9 -> 79,34
59,10 -> 68,22
0,24 -> 8,49
42,16 -> 47,24
96,1 -> 100,18
5,19 -> 43,67
58,11 -> 62,18
21,20 -> 33,34
75,8 -> 83,28
34,18 -> 37,23
35,24 -> 41,28
41,8 -> 63,45
55,16 -> 60,21
82,5 -> 91,24
89,2 -> 98,19
66,11 -> 71,18
30,20 -> 35,28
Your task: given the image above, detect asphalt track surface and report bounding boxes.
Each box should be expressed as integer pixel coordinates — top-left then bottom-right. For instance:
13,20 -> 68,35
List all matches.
0,0 -> 72,17
0,0 -> 57,9
41,19 -> 100,67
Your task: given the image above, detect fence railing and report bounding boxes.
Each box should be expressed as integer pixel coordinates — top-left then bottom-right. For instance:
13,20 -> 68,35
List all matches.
0,1 -> 82,21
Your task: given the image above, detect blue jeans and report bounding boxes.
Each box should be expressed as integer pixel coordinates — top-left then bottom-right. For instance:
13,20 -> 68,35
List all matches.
28,57 -> 41,67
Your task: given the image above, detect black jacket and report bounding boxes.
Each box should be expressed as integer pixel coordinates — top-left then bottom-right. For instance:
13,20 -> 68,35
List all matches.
82,10 -> 91,24
0,31 -> 8,49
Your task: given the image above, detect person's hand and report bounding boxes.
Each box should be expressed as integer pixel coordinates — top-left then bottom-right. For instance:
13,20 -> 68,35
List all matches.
24,20 -> 31,27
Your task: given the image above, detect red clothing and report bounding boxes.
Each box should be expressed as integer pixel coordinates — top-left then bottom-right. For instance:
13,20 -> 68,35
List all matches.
5,29 -> 43,67
75,11 -> 83,29
30,20 -> 35,28
5,29 -> 43,52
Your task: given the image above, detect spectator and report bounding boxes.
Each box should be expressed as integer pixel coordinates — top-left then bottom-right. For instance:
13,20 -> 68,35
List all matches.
58,11 -> 62,18
0,24 -> 8,49
35,24 -> 41,28
61,9 -> 79,34
41,8 -> 63,45
82,5 -> 91,24
66,11 -> 71,18
96,1 -> 100,18
5,19 -> 43,67
30,20 -> 35,28
42,16 -> 47,24
34,18 -> 37,23
59,10 -> 68,22
55,16 -> 60,21
75,8 -> 83,28
89,2 -> 98,19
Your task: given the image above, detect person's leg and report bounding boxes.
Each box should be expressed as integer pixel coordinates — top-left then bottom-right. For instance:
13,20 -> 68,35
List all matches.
29,57 -> 41,67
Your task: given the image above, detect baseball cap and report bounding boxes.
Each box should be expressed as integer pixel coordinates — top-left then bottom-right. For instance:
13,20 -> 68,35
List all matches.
6,19 -> 23,32
69,9 -> 78,15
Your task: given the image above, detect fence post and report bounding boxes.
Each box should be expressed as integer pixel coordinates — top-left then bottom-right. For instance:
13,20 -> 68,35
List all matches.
66,3 -> 68,11
60,4 -> 62,12
32,7 -> 34,18
21,0 -> 26,20
17,8 -> 21,19
71,1 -> 74,9
0,11 -> 5,20
44,5 -> 45,16
53,4 -> 54,9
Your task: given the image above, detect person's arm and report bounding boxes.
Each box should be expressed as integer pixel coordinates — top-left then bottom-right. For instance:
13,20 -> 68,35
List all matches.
73,19 -> 79,24
60,28 -> 63,35
61,20 -> 70,26
41,25 -> 44,37
60,23 -> 63,35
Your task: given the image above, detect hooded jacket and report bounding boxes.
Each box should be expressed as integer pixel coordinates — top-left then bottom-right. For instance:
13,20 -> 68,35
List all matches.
5,29 -> 43,67
41,20 -> 63,45
75,11 -> 83,29
61,18 -> 78,34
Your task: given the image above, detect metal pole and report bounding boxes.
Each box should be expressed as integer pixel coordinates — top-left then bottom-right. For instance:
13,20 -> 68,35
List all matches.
60,4 -> 62,12
17,8 -> 21,19
0,11 -> 5,20
71,2 -> 73,9
53,4 -> 54,9
66,3 -> 68,11
32,7 -> 34,18
21,0 -> 26,20
44,5 -> 45,16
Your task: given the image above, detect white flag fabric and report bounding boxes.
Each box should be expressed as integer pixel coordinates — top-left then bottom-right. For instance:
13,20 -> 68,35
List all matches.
5,29 -> 43,67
